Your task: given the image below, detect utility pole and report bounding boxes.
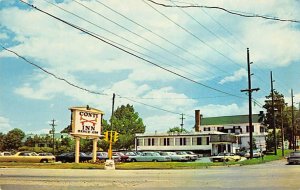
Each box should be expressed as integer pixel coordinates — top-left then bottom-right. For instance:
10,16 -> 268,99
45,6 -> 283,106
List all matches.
271,71 -> 277,155
241,48 -> 259,159
180,113 -> 185,132
280,106 -> 284,157
291,89 -> 295,151
49,119 -> 56,155
108,93 -> 116,160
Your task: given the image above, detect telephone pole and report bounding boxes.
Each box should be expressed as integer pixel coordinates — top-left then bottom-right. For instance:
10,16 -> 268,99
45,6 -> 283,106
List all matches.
241,48 -> 259,159
271,71 -> 277,155
291,89 -> 295,151
49,119 -> 56,155
108,93 -> 116,160
180,113 -> 185,132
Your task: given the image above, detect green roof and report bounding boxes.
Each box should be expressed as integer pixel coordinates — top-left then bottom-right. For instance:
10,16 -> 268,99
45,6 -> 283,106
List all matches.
201,114 -> 260,125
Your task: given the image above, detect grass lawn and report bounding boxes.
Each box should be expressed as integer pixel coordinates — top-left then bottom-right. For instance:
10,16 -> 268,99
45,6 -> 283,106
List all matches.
0,149 -> 292,170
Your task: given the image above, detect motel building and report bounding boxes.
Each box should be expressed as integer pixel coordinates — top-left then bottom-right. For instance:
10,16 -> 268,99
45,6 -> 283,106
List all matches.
134,110 -> 267,156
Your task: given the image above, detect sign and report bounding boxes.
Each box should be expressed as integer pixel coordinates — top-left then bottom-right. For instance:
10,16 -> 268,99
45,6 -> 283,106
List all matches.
69,106 -> 104,137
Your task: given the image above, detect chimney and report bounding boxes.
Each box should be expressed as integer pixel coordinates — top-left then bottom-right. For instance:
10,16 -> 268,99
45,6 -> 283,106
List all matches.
195,110 -> 201,132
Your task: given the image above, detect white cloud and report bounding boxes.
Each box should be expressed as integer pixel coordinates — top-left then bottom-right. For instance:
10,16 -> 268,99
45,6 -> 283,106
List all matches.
219,68 -> 247,84
0,116 -> 12,133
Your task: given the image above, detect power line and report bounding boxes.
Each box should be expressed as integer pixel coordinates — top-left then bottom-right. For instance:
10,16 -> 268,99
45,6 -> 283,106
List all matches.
20,0 -> 246,100
169,0 -> 242,57
94,0 -> 234,77
41,0 -> 211,82
142,0 -> 243,70
0,44 -> 194,118
71,0 -> 219,78
147,0 -> 300,24
0,45 -> 109,96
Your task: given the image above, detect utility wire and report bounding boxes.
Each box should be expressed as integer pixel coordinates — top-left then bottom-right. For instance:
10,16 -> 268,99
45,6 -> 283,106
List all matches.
143,0 -> 243,70
147,0 -> 300,24
20,0 -> 246,99
72,0 -> 219,78
0,45 -> 109,96
94,0 -> 234,77
1,44 -> 195,118
117,94 -> 194,118
41,0 -> 208,82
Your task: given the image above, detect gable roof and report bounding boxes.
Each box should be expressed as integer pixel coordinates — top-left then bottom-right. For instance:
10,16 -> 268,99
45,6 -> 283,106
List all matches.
201,114 -> 261,125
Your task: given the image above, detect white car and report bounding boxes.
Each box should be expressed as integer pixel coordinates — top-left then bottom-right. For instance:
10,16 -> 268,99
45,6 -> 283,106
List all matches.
0,151 -> 12,156
176,151 -> 197,161
160,152 -> 190,162
244,150 -> 262,159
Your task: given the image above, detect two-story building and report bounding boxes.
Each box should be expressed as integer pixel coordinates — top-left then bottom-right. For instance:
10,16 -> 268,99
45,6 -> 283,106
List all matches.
134,110 -> 267,155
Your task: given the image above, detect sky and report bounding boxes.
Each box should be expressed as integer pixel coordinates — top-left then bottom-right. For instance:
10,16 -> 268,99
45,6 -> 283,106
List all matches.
0,0 -> 300,134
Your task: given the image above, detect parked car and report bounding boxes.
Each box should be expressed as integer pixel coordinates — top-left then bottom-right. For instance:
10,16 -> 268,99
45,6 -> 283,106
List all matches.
210,153 -> 241,162
128,152 -> 171,162
244,150 -> 262,159
56,152 -> 92,163
287,151 -> 300,165
114,152 -> 129,162
176,151 -> 197,161
0,151 -> 12,156
160,152 -> 190,162
38,153 -> 54,156
91,152 -> 108,161
0,151 -> 55,163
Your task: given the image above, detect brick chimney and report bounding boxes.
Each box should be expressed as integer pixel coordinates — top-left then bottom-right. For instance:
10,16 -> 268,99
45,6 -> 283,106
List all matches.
195,110 -> 201,132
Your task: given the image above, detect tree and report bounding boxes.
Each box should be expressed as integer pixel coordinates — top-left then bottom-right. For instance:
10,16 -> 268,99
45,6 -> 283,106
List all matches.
3,128 -> 25,150
105,104 -> 146,150
262,90 -> 294,151
167,127 -> 187,133
0,132 -> 5,151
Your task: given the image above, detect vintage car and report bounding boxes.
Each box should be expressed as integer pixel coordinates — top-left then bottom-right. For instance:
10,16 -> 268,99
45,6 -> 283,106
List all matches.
127,152 -> 171,162
0,151 -> 55,163
0,151 -> 12,156
176,151 -> 198,161
244,150 -> 262,159
160,152 -> 190,162
287,151 -> 300,165
210,153 -> 241,162
56,152 -> 92,163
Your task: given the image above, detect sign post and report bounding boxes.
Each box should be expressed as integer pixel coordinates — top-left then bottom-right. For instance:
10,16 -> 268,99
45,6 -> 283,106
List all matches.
69,106 -> 104,163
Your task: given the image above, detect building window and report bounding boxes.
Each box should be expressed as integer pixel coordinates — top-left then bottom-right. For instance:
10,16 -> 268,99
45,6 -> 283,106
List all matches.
180,138 -> 186,146
147,138 -> 155,146
246,125 -> 254,133
217,127 -> 224,132
164,138 -> 170,146
197,137 -> 202,145
260,126 -> 265,133
204,127 -> 211,131
237,137 -> 242,144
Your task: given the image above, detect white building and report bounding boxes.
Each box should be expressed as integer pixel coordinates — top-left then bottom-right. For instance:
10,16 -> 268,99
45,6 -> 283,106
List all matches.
135,110 -> 267,155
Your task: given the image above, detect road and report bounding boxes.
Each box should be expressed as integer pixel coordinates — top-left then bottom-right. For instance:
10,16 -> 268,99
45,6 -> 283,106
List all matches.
0,159 -> 299,190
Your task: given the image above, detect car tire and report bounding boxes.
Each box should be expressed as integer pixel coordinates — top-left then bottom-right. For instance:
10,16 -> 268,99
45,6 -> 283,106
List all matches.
40,159 -> 48,163
152,159 -> 158,162
131,159 -> 137,162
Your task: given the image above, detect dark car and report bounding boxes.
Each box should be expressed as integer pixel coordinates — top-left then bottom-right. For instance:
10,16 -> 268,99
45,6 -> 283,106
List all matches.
56,152 -> 92,163
287,151 -> 300,165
